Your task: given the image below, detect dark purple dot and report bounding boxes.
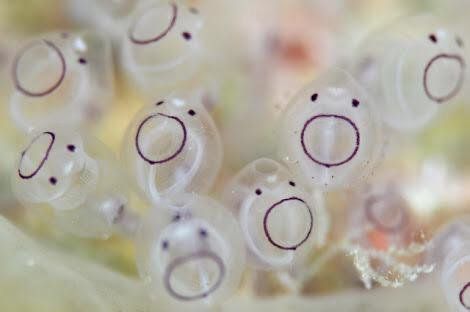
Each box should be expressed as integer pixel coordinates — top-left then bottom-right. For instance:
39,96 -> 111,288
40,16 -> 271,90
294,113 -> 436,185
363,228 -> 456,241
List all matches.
49,177 -> 57,185
67,144 -> 76,152
189,7 -> 199,14
310,93 -> 318,102
429,34 -> 437,43
199,228 -> 208,238
182,32 -> 192,41
156,100 -> 164,106
162,240 -> 169,250
255,189 -> 262,195
172,214 -> 181,222
289,181 -> 296,187
352,98 -> 360,107
188,109 -> 196,116
78,57 -> 87,65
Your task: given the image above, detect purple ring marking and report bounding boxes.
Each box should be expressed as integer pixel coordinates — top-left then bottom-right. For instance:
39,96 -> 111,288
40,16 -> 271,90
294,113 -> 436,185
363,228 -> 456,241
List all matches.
12,40 -> 66,97
128,2 -> 178,45
18,131 -> 55,179
423,53 -> 465,103
460,281 -> 470,309
164,250 -> 225,301
364,195 -> 408,234
300,114 -> 360,168
263,196 -> 313,251
135,113 -> 187,165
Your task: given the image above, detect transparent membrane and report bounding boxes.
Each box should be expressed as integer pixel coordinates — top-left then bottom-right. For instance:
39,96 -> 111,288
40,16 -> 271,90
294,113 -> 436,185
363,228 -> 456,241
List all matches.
428,216 -> 470,262
136,194 -> 245,306
351,14 -> 468,131
441,244 -> 470,312
121,94 -> 222,203
224,158 -> 322,269
345,177 -> 434,288
279,68 -> 384,190
121,0 -> 204,95
9,31 -> 114,132
12,127 -> 133,238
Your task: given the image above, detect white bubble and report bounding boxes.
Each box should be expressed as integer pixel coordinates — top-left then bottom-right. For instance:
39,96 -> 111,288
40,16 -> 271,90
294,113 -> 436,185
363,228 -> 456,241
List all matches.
11,127 -> 132,238
351,15 -> 468,131
9,31 -> 114,132
223,158 -> 321,270
121,94 -> 222,203
136,194 -> 245,306
278,68 -> 383,190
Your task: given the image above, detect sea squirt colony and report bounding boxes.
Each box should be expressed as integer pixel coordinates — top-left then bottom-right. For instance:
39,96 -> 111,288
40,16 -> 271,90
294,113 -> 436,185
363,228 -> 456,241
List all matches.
6,1 -> 470,309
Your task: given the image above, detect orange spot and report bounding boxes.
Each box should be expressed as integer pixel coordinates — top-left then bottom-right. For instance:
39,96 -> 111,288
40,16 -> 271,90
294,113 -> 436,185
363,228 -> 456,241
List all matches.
367,229 -> 389,251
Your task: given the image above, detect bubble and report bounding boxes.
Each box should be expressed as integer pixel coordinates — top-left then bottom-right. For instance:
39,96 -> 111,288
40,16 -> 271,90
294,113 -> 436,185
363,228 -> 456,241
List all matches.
121,0 -> 204,96
9,31 -> 114,132
121,94 -> 222,203
351,15 -> 468,131
223,158 -> 322,270
278,68 -> 383,190
136,194 -> 245,306
12,127 -> 133,238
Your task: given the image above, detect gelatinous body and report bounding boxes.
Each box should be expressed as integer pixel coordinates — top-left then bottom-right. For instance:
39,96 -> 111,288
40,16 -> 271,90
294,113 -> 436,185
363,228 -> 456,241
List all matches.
136,194 -> 245,306
349,182 -> 414,251
427,217 -> 470,267
427,218 -> 470,311
67,0 -> 138,41
9,31 -> 114,132
441,243 -> 470,312
121,0 -> 205,95
224,158 -> 320,269
345,179 -> 435,288
12,127 -> 133,238
352,15 -> 468,131
279,69 -> 383,190
121,95 -> 222,202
